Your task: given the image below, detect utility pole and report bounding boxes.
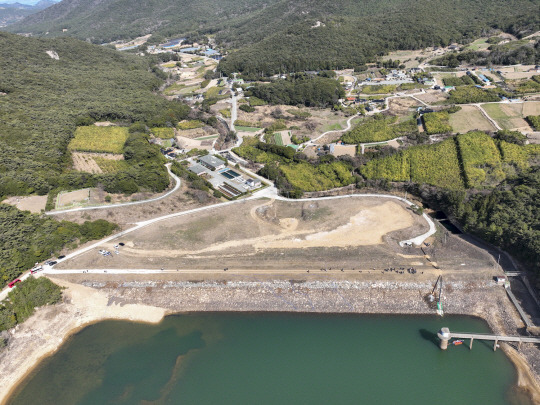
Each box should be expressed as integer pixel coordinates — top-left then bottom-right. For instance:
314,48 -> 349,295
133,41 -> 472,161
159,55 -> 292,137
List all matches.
497,254 -> 501,271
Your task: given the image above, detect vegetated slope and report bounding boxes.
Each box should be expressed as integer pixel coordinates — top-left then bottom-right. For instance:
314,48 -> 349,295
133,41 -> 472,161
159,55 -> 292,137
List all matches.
5,0 -> 278,42
0,31 -> 186,198
217,0 -> 540,75
0,1 -> 56,27
444,167 -> 540,281
6,0 -> 539,74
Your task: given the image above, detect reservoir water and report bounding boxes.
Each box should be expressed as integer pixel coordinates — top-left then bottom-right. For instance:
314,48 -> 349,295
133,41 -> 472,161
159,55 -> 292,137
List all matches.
8,313 -> 531,405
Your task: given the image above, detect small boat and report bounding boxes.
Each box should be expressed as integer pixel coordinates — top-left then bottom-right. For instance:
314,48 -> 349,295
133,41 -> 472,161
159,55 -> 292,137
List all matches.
453,340 -> 463,346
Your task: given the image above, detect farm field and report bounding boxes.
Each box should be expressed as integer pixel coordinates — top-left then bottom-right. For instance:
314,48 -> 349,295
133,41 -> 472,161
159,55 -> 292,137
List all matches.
523,101 -> 540,117
71,152 -> 125,174
456,132 -> 504,188
274,133 -> 284,146
237,104 -> 348,140
449,105 -> 496,133
151,127 -> 175,139
360,137 -> 464,189
68,126 -> 129,154
481,103 -> 531,131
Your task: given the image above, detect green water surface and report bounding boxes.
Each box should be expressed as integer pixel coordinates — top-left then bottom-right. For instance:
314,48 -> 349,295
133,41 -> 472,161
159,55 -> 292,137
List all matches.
8,313 -> 530,405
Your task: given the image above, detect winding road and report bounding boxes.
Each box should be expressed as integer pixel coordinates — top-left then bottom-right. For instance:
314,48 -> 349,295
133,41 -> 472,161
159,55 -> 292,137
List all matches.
46,163 -> 181,216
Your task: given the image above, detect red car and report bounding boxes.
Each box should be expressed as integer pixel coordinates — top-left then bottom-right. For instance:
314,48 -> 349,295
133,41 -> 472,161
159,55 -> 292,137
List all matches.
8,279 -> 21,288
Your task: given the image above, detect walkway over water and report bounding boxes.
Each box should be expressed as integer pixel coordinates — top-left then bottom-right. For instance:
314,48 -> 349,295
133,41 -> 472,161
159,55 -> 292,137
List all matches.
438,327 -> 540,351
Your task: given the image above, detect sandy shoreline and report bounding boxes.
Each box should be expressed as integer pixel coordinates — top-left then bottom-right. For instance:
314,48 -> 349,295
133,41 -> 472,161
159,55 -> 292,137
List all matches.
1,277 -> 540,404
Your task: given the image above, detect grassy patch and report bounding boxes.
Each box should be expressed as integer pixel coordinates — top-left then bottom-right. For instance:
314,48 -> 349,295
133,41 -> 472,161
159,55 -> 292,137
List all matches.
220,109 -> 231,118
274,132 -> 284,146
68,126 -> 129,154
177,120 -> 205,130
342,115 -> 417,143
93,157 -> 130,173
360,84 -> 397,94
151,127 -> 175,139
235,126 -> 261,132
482,103 -> 523,130
466,38 -> 489,51
322,122 -> 343,132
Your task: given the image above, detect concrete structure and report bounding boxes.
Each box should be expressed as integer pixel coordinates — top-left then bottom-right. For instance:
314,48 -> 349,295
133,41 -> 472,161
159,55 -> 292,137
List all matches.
199,155 -> 226,171
188,163 -> 207,176
438,327 -> 540,351
246,178 -> 261,189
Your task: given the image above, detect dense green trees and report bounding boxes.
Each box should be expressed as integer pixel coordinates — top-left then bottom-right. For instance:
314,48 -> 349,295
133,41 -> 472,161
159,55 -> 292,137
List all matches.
0,204 -> 117,282
0,32 -> 190,198
447,86 -> 501,104
247,76 -> 345,108
434,39 -> 539,67
0,277 -> 63,332
444,167 -> 540,277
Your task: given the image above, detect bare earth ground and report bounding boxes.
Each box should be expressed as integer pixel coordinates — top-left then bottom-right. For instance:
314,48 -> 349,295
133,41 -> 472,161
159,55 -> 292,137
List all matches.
237,105 -> 348,140
415,90 -> 449,104
330,144 -> 356,157
381,49 -> 428,68
2,195 -> 47,213
523,102 -> 540,116
54,182 -> 218,228
449,105 -> 497,133
71,152 -> 124,174
176,136 -> 214,151
55,197 -> 495,273
56,189 -> 90,208
388,97 -> 419,117
175,126 -> 217,139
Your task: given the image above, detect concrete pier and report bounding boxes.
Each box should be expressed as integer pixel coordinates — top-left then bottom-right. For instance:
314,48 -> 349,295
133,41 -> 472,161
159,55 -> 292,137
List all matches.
438,327 -> 540,351
437,327 -> 450,350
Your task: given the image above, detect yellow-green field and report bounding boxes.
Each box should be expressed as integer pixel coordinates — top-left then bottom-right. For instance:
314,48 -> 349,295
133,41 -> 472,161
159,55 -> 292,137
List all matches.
151,127 -> 175,139
68,126 -> 129,154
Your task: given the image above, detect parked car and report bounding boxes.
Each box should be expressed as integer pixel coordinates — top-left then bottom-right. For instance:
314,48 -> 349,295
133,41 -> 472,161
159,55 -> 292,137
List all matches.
31,265 -> 43,274
58,255 -> 66,260
8,279 -> 21,288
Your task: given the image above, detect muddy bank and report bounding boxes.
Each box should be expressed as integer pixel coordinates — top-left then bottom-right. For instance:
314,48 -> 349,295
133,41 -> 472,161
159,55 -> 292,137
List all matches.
0,279 -> 166,405
1,277 -> 539,404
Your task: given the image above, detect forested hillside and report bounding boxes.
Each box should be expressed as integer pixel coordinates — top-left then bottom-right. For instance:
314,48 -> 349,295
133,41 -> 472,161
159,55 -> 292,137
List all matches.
6,0 -> 539,75
5,0 -> 275,42
443,168 -> 540,278
0,32 -> 188,198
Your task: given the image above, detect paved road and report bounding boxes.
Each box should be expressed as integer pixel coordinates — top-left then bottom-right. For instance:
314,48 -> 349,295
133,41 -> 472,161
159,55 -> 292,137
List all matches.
46,163 -> 181,215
